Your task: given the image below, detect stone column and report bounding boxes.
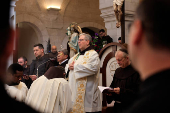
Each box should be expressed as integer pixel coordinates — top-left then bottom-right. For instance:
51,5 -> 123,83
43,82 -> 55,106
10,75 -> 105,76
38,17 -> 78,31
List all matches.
99,0 -> 139,43
7,0 -> 18,68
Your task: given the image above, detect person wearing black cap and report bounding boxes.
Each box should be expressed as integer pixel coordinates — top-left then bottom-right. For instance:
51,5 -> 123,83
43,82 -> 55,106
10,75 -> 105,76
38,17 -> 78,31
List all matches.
0,0 -> 38,112
105,49 -> 140,113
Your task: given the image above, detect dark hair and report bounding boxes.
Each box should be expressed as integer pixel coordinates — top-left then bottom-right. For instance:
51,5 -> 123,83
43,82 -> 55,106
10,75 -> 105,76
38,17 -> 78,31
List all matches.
34,44 -> 44,49
7,63 -> 23,75
136,0 -> 170,50
18,56 -> 27,62
61,49 -> 69,56
118,37 -> 121,40
0,0 -> 11,56
99,29 -> 105,33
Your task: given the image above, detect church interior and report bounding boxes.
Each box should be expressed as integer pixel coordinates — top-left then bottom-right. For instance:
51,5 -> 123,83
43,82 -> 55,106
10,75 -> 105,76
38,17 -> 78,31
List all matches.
6,0 -> 142,112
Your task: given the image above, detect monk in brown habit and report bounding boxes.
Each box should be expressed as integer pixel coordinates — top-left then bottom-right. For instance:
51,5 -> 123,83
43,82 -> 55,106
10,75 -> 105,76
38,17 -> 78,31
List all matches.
105,49 -> 140,113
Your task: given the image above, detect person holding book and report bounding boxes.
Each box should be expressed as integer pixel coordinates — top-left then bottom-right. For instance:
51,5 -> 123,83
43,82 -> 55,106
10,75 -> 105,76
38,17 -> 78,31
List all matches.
105,49 -> 140,113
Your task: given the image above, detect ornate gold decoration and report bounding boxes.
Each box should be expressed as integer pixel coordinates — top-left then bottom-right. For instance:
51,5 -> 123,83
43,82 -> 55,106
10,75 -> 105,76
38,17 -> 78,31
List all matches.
71,50 -> 94,113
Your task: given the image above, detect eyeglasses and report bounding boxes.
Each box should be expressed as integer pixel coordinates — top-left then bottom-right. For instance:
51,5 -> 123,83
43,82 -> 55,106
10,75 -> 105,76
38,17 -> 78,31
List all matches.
78,39 -> 86,42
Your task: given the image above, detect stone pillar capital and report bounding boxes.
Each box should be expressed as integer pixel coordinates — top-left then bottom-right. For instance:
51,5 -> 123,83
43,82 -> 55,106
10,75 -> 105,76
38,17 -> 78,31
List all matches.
11,0 -> 18,7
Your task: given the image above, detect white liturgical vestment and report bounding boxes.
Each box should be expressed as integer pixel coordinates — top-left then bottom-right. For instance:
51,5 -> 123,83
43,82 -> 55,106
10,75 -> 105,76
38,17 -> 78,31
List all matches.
25,75 -> 72,113
5,82 -> 28,102
66,49 -> 102,113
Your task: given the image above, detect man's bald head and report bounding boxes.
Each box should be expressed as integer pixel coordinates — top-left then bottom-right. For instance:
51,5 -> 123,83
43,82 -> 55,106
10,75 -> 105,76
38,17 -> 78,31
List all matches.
51,46 -> 57,53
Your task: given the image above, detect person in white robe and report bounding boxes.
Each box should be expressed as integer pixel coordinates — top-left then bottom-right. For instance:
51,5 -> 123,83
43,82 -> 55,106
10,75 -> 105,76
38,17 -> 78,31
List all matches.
5,63 -> 28,102
25,66 -> 72,113
66,33 -> 102,113
5,82 -> 28,102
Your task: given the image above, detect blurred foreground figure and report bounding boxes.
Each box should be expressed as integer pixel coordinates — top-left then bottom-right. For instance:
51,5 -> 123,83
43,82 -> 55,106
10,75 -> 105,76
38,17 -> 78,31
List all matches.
25,67 -> 72,113
127,0 -> 170,112
0,0 -> 38,112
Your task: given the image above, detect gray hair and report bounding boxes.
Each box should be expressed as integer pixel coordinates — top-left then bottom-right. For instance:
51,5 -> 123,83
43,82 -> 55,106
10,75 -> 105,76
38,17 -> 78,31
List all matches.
60,49 -> 68,56
115,49 -> 128,58
79,33 -> 92,45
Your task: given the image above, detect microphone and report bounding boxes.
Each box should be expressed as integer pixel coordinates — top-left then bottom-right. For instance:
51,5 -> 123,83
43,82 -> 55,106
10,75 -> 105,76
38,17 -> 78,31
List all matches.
36,55 -> 58,77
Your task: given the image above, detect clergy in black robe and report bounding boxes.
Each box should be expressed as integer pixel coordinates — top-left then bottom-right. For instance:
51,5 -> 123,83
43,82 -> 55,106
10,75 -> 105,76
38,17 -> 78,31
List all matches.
105,49 -> 140,113
47,45 -> 59,66
18,56 -> 33,89
57,49 -> 69,68
57,49 -> 69,79
21,66 -> 33,89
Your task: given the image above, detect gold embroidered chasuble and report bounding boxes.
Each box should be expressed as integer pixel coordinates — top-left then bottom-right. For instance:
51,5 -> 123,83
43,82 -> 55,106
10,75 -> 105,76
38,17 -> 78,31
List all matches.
66,49 -> 102,113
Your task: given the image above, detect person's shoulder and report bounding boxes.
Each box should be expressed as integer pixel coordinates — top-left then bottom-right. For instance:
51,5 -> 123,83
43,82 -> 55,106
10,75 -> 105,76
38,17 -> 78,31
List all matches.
115,67 -> 122,74
20,82 -> 28,88
85,49 -> 99,57
53,78 -> 68,85
20,82 -> 26,86
115,67 -> 121,71
43,54 -> 49,59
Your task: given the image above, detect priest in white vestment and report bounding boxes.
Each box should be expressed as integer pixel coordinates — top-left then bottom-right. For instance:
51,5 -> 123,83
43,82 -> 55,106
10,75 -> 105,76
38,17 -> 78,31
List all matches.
5,63 -> 28,102
66,33 -> 102,113
25,66 -> 72,113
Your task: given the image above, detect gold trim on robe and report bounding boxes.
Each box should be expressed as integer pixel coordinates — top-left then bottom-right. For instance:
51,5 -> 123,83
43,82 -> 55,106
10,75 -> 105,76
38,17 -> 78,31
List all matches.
71,51 -> 92,113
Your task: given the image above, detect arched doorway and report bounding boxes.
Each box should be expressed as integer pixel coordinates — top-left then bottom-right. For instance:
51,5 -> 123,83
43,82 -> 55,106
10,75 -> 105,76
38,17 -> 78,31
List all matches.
17,22 -> 42,65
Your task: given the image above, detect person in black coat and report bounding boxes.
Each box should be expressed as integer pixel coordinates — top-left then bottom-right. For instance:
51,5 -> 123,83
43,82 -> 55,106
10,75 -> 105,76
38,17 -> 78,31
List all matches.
99,29 -> 113,44
18,56 -> 32,89
127,0 -> 170,113
29,44 -> 52,81
105,49 -> 140,113
57,49 -> 69,68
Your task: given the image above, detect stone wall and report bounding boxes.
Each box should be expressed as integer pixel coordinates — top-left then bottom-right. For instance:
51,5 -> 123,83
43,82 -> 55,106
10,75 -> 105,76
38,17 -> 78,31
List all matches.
17,23 -> 39,65
99,0 -> 140,43
15,0 -> 105,56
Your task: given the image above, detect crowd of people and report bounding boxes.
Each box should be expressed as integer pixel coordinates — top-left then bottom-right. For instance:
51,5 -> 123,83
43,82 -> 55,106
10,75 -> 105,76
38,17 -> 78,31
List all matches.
1,0 -> 170,113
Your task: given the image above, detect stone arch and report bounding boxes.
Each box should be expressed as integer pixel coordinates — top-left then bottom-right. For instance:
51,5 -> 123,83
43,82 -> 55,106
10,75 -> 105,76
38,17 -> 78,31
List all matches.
79,22 -> 106,31
16,14 -> 49,49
